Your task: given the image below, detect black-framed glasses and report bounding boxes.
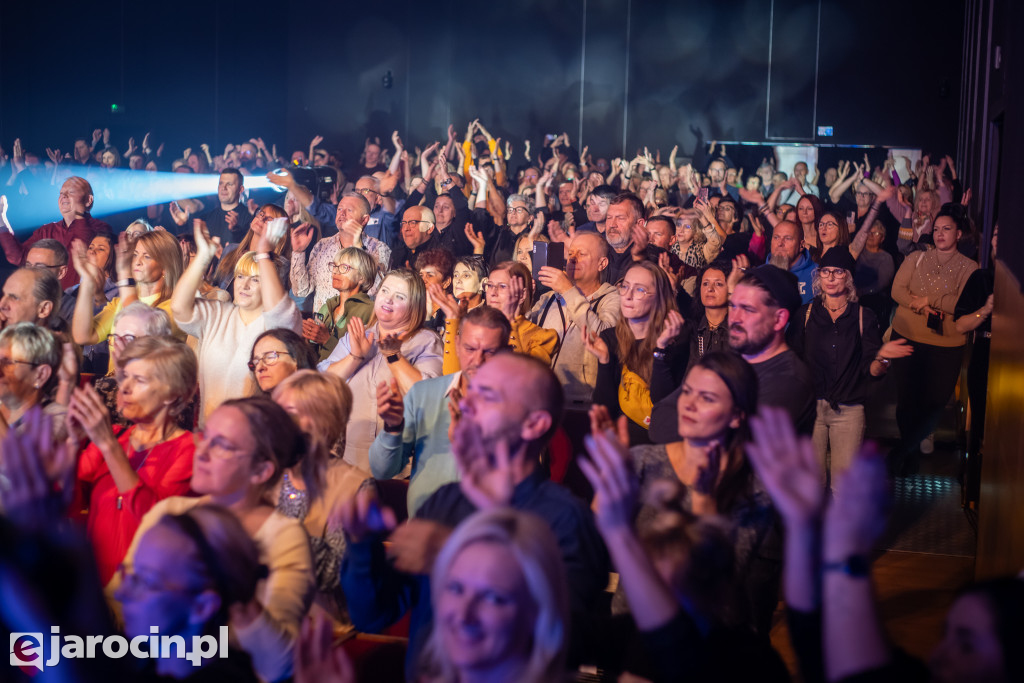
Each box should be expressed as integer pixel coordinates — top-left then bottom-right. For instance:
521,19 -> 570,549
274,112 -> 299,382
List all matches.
110,333 -> 137,346
819,268 -> 848,280
328,263 -> 355,274
399,219 -> 432,228
506,207 -> 529,215
0,357 -> 39,370
248,350 -> 294,371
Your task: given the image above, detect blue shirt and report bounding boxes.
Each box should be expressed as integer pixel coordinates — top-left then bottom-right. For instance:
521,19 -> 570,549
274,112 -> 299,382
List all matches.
368,373 -> 462,517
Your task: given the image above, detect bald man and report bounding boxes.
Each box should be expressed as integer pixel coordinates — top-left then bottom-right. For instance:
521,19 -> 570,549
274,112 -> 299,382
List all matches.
0,176 -> 110,288
530,232 -> 621,402
389,205 -> 440,271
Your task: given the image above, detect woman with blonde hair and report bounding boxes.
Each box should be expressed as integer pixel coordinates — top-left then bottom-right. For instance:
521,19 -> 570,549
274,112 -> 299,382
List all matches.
418,508 -> 570,683
272,370 -> 367,622
70,229 -> 186,371
320,268 -> 442,471
213,203 -> 291,291
172,218 -> 302,423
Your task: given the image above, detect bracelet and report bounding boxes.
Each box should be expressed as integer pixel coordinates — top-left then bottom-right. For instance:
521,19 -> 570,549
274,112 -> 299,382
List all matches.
116,278 -> 136,288
652,348 -> 668,361
874,356 -> 891,367
253,252 -> 272,261
349,354 -> 365,361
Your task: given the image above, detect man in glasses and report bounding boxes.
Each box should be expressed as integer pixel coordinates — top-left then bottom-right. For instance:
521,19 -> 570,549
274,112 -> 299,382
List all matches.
24,239 -> 69,286
389,206 -> 440,271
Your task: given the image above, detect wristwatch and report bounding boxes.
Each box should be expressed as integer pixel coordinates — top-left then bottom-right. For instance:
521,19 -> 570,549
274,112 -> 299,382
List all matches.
386,352 -> 401,364
116,278 -> 136,288
823,555 -> 871,578
874,356 -> 891,367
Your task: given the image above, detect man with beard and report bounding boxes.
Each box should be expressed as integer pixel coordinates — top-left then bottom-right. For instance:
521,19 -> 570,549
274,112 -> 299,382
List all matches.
339,351 -> 609,676
648,264 -> 814,441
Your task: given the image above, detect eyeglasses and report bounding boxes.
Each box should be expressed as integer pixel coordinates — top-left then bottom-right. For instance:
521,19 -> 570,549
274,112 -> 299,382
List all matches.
483,282 -> 509,294
617,282 -> 651,298
399,219 -> 432,228
819,268 -> 848,280
855,191 -> 873,198
0,357 -> 39,370
116,564 -> 189,595
25,262 -> 62,271
110,333 -> 137,346
506,207 -> 529,215
819,220 -> 839,229
247,350 -> 293,371
329,263 -> 355,274
356,188 -> 379,197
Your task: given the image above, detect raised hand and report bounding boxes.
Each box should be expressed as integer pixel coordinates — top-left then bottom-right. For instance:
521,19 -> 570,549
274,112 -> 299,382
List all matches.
747,406 -> 825,526
581,325 -> 610,364
537,265 -> 573,295
427,282 -> 462,320
391,130 -> 403,150
294,612 -> 356,683
727,254 -> 751,292
824,443 -> 889,562
290,222 -> 315,253
328,485 -> 397,543
578,415 -> 637,532
464,222 -> 485,255
45,148 -> 63,165
452,419 -> 516,510
193,218 -> 218,262
115,231 -> 134,279
655,309 -> 684,349
92,128 -> 103,146
1,407 -> 76,528
346,316 -> 374,360
0,195 -> 11,232
67,384 -> 115,448
69,238 -> 103,288
376,379 -> 404,428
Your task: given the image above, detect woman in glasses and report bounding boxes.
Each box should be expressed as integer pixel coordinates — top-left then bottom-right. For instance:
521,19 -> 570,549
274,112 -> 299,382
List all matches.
73,335 -> 198,586
321,268 -> 442,472
115,397 -> 316,683
484,260 -> 558,365
303,247 -> 377,362
248,328 -> 317,394
172,219 -> 302,425
584,261 -> 684,445
790,247 -> 910,491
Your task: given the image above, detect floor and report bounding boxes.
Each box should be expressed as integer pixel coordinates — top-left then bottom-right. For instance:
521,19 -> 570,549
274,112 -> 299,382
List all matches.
770,374 -> 978,678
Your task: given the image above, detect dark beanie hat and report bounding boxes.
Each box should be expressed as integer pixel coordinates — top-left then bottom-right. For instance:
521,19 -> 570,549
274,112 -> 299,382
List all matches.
745,264 -> 802,315
819,246 -> 856,273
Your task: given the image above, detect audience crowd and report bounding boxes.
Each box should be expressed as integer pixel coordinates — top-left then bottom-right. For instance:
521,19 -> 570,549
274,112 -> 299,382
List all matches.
0,121 -> 1015,683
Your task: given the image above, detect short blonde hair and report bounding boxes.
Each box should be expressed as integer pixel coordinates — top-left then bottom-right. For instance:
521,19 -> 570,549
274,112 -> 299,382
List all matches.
336,247 -> 379,293
272,370 -> 353,456
420,508 -> 569,682
116,336 -> 198,419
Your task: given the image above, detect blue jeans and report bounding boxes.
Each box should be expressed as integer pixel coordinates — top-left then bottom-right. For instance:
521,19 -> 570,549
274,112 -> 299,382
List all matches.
813,400 -> 866,493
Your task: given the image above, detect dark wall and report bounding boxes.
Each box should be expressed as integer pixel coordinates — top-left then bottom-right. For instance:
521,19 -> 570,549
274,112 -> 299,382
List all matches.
1,1 -> 961,169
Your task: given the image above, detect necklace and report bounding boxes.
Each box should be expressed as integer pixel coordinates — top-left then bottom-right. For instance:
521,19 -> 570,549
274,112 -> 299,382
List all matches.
824,300 -> 848,313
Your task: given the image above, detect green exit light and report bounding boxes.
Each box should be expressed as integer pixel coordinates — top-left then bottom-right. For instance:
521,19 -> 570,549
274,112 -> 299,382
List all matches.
111,103 -> 121,113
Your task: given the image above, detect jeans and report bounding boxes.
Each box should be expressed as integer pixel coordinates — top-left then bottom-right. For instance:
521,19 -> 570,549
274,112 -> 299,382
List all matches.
813,400 -> 866,493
